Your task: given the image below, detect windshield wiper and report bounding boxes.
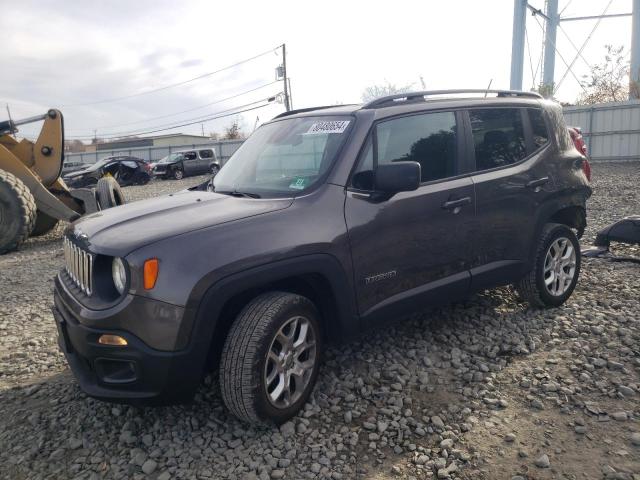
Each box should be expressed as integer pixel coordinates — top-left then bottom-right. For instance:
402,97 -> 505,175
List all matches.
215,190 -> 261,199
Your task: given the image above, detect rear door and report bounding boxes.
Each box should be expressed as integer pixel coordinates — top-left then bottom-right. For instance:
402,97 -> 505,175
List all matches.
181,151 -> 198,175
198,149 -> 214,173
466,106 -> 553,289
345,110 -> 475,320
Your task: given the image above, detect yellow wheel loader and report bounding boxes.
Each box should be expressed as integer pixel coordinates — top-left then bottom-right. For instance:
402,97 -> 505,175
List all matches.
0,109 -> 125,254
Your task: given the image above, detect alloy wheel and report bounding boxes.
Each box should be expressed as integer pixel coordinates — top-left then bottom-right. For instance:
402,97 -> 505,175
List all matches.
543,237 -> 576,296
264,315 -> 317,409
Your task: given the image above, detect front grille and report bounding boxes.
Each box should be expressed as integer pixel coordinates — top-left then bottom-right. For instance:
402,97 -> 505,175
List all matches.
63,237 -> 94,295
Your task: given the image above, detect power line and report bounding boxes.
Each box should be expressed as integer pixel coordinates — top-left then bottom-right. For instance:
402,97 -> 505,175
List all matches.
525,24 -> 538,89
64,96 -> 280,139
59,45 -> 282,107
63,80 -> 281,133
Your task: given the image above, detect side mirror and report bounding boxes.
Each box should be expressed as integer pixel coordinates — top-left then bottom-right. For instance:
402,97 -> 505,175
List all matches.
376,161 -> 421,193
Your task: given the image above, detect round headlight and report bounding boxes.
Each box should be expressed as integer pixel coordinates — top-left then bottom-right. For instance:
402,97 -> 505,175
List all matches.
112,257 -> 128,294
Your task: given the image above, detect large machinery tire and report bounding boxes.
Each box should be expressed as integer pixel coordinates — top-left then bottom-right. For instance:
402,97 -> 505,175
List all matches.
0,170 -> 37,254
96,176 -> 126,210
31,211 -> 59,237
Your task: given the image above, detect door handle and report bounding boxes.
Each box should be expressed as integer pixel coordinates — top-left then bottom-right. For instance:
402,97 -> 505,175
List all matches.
526,177 -> 549,189
442,196 -> 472,211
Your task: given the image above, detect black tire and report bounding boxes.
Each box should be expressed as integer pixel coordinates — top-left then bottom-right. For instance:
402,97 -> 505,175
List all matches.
210,164 -> 220,177
516,223 -> 581,308
0,170 -> 36,254
139,174 -> 151,185
172,167 -> 184,180
96,176 -> 126,210
220,292 -> 322,425
31,211 -> 59,237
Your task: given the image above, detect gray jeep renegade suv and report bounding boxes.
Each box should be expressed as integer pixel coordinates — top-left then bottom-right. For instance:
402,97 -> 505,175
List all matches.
53,89 -> 592,424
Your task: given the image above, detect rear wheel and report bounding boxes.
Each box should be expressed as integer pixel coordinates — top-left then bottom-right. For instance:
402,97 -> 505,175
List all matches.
516,223 -> 581,308
96,176 -> 126,210
31,211 -> 59,237
210,164 -> 220,177
220,292 -> 322,425
0,170 -> 36,254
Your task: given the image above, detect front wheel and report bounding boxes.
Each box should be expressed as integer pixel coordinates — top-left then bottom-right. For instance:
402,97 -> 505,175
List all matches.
220,292 -> 322,425
172,168 -> 184,180
516,223 -> 581,308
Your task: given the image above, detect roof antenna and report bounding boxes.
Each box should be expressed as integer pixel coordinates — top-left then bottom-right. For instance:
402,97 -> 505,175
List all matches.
484,79 -> 493,98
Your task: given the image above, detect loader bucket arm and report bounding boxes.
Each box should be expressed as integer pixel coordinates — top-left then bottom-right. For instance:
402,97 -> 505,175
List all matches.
0,144 -> 80,222
0,109 -> 82,222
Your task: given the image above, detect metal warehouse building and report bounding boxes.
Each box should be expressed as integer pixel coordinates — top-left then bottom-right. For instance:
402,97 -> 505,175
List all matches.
90,133 -> 213,152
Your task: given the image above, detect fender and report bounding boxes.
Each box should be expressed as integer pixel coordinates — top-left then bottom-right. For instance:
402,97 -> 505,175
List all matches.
528,187 -> 590,270
175,254 -> 359,378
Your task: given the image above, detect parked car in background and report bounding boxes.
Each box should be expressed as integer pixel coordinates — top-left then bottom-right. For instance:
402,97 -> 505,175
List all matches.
152,148 -> 219,180
54,90 -> 591,425
63,156 -> 151,187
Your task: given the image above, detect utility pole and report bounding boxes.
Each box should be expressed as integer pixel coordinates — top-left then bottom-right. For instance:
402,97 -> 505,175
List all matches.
282,44 -> 291,111
287,78 -> 293,109
631,0 -> 640,99
541,0 -> 559,97
510,0 -> 527,90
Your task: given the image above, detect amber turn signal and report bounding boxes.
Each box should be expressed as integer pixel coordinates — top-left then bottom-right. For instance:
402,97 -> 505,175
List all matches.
143,258 -> 159,290
98,334 -> 128,346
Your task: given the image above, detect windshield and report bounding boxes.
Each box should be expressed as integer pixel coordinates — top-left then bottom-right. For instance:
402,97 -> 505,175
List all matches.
159,153 -> 183,163
213,116 -> 353,198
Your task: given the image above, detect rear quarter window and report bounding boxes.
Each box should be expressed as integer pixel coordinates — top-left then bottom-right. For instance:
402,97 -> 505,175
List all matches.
528,108 -> 550,150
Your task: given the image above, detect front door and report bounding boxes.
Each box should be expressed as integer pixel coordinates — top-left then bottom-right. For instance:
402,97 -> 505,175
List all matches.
345,110 -> 475,319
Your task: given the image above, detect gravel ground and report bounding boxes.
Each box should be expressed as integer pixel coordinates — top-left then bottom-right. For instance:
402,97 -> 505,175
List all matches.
0,165 -> 639,480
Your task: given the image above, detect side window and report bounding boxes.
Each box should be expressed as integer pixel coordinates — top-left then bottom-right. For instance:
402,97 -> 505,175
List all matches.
470,108 -> 527,171
199,149 -> 213,159
528,108 -> 549,150
377,112 -> 457,183
183,151 -> 197,160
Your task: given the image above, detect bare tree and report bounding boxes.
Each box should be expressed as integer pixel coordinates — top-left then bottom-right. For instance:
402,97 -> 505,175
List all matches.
577,45 -> 629,105
208,131 -> 220,141
223,120 -> 244,140
361,81 -> 415,102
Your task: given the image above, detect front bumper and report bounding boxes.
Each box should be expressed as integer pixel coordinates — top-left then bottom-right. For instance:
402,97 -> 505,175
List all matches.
53,277 -> 203,405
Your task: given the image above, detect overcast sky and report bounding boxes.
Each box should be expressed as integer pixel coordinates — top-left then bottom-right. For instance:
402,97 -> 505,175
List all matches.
1,0 -> 633,141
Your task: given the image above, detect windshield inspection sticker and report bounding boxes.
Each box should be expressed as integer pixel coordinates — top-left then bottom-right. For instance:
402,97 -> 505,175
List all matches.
289,177 -> 307,190
305,120 -> 350,135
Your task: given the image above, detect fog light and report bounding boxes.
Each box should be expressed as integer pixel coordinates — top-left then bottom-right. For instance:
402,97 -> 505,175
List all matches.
98,334 -> 128,346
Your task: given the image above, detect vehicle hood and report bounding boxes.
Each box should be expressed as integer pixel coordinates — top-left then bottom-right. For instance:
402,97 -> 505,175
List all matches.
68,190 -> 293,256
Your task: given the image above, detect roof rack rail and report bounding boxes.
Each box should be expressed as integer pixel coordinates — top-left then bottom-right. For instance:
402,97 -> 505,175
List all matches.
273,105 -> 355,119
362,89 -> 542,109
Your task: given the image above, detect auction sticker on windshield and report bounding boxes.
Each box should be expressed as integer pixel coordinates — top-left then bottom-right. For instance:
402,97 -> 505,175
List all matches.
305,120 -> 350,135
